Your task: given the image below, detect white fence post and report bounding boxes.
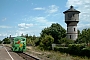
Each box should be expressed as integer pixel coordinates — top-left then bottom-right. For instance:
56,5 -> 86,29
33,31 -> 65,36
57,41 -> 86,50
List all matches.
52,44 -> 56,50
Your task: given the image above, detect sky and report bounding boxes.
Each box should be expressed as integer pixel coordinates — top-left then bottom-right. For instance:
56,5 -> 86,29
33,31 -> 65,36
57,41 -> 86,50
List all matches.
0,0 -> 90,40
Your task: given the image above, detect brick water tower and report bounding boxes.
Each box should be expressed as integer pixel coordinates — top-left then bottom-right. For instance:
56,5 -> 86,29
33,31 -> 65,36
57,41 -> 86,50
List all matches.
63,6 -> 80,40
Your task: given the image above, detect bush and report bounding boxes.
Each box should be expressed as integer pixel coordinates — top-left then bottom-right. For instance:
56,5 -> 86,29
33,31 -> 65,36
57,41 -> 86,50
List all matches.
54,44 -> 87,56
81,47 -> 90,57
39,35 -> 54,50
54,47 -> 68,53
68,44 -> 84,55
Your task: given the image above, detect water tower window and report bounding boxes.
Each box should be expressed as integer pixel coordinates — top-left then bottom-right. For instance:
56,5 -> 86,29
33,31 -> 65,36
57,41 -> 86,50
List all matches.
73,14 -> 74,17
70,35 -> 71,39
74,28 -> 75,31
68,14 -> 71,18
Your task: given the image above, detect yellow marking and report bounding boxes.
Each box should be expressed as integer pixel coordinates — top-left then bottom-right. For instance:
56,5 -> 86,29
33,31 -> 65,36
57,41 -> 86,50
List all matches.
19,44 -> 23,47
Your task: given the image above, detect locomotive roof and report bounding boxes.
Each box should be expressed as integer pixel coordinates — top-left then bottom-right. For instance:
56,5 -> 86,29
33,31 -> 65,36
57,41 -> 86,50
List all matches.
14,36 -> 26,40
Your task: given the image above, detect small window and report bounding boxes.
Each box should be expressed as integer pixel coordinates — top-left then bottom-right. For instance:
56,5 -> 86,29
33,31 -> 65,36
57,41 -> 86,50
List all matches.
68,14 -> 71,18
74,28 -> 75,31
73,14 -> 74,17
22,39 -> 25,41
70,35 -> 71,39
67,28 -> 68,31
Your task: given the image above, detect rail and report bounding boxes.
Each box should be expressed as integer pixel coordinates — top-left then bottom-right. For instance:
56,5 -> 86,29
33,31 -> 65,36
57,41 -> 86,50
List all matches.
18,53 -> 39,60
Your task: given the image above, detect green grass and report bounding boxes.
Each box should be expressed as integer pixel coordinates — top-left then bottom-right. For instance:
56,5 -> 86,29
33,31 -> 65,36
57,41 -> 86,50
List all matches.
26,46 -> 90,60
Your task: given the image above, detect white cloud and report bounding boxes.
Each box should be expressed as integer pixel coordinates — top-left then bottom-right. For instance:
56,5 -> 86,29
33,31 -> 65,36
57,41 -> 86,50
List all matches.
15,5 -> 60,38
33,7 -> 45,10
2,18 -> 7,21
0,25 -> 12,28
15,30 -> 28,36
13,28 -> 41,37
1,33 -> 8,36
18,23 -> 33,29
34,17 -> 47,23
0,33 -> 11,40
33,5 -> 59,14
19,16 -> 56,36
46,5 -> 59,14
66,0 -> 90,7
78,23 -> 90,30
33,16 -> 56,27
24,16 -> 55,25
66,0 -> 90,30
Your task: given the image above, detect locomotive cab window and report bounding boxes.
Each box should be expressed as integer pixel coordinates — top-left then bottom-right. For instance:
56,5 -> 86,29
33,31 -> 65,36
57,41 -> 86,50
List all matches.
22,39 -> 25,41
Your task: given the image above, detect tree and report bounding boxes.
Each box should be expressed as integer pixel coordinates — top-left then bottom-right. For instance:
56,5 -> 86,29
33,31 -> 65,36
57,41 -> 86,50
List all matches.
3,37 -> 10,44
0,40 -> 2,44
76,28 -> 90,44
40,23 -> 66,44
25,34 -> 28,38
75,30 -> 82,43
25,34 -> 39,46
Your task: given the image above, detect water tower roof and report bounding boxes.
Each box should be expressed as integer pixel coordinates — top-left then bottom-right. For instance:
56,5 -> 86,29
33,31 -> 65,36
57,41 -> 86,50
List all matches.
63,6 -> 80,13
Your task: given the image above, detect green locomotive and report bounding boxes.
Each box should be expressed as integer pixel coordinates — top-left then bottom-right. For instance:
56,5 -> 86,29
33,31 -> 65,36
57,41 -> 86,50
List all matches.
11,36 -> 26,52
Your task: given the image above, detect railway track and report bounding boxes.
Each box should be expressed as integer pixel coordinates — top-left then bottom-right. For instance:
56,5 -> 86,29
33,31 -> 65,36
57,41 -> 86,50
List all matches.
18,53 -> 39,60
